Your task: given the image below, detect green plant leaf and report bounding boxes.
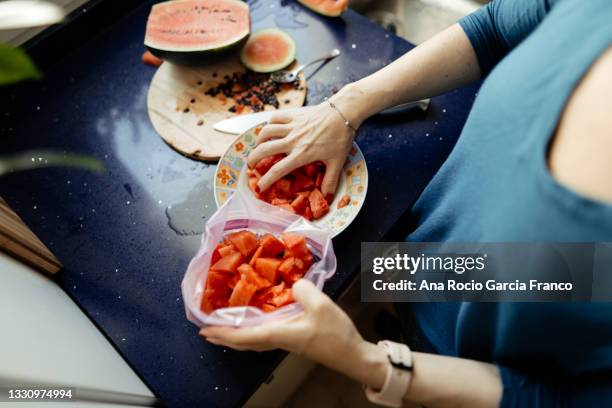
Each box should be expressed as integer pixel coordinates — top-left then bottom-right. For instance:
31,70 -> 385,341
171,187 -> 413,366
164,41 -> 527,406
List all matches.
0,43 -> 41,85
0,150 -> 105,177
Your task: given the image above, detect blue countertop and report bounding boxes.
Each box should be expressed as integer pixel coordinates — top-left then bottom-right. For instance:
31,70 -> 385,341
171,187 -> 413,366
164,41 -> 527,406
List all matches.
0,0 -> 479,406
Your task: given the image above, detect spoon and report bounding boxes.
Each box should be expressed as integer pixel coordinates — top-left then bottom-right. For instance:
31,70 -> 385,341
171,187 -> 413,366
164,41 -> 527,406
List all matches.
270,48 -> 341,83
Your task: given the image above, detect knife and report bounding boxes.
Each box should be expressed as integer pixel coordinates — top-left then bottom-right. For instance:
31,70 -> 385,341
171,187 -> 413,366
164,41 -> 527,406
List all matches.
213,99 -> 431,134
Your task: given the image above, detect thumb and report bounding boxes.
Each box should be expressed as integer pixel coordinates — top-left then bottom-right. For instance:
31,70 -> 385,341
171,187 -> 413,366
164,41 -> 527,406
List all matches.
291,279 -> 327,312
320,160 -> 343,199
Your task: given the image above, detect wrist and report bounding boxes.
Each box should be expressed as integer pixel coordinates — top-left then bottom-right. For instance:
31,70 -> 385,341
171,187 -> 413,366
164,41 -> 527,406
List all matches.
353,340 -> 389,390
328,82 -> 370,128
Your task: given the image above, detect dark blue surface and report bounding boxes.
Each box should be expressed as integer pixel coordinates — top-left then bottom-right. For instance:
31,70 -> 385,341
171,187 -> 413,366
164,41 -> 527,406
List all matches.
0,1 -> 479,406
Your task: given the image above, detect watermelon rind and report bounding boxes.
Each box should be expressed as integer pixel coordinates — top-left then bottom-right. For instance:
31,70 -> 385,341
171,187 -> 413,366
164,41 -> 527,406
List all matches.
240,28 -> 297,73
296,0 -> 348,17
144,0 -> 251,65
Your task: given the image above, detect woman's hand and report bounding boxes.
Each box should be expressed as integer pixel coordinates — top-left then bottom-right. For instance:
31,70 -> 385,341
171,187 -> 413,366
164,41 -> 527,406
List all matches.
246,102 -> 356,199
199,279 -> 387,389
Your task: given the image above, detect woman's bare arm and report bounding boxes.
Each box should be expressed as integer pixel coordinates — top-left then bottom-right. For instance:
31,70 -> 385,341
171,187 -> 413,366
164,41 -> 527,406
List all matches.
332,23 -> 481,127
248,24 -> 481,195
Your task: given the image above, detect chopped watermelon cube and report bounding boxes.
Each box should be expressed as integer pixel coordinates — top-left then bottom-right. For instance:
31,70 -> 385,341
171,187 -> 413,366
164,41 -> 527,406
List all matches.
291,194 -> 308,214
303,162 -> 324,177
292,172 -> 315,193
238,263 -> 271,289
249,245 -> 264,266
254,153 -> 285,175
271,197 -> 290,205
255,257 -> 282,283
337,194 -> 351,208
229,280 -> 258,307
218,244 -> 238,258
271,178 -> 292,197
270,288 -> 294,307
260,234 -> 285,257
210,251 -> 243,273
308,188 -> 329,219
206,270 -> 231,290
281,233 -> 311,258
227,230 -> 259,258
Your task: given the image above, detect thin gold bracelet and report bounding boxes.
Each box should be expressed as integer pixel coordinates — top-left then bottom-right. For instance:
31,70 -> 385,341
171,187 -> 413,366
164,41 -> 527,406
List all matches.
325,97 -> 357,133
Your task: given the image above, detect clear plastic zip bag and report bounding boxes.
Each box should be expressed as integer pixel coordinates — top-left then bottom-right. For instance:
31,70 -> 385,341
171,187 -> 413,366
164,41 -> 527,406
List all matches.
181,192 -> 337,327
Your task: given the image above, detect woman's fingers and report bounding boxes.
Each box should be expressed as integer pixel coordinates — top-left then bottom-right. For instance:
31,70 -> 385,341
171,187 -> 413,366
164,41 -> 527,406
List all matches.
257,152 -> 308,192
247,138 -> 288,168
291,279 -> 328,312
256,124 -> 292,145
268,112 -> 294,124
200,322 -> 287,350
320,159 -> 344,198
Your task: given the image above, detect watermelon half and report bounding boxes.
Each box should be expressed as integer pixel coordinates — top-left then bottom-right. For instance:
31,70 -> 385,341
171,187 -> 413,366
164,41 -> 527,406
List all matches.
240,28 -> 296,73
144,0 -> 251,65
297,0 -> 349,17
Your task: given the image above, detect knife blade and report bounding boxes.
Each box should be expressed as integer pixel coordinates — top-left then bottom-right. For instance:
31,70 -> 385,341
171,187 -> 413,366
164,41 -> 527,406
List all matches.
213,99 -> 431,135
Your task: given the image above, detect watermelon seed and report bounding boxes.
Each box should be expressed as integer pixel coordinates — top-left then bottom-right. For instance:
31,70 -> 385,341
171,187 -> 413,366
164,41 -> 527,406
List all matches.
197,119 -> 204,126
197,80 -> 203,85
190,98 -> 196,103
212,72 -> 218,77
183,108 -> 190,113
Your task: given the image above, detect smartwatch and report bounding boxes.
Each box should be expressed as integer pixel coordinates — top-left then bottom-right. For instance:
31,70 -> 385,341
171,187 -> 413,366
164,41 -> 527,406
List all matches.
364,340 -> 413,407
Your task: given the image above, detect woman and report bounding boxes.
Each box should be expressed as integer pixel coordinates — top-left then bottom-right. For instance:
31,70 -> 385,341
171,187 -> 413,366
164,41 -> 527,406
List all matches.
201,0 -> 612,406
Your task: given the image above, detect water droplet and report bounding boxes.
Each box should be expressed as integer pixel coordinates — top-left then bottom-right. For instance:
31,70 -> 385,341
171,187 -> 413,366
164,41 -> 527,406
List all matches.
73,285 -> 77,289
66,180 -> 71,184
33,205 -> 37,210
425,133 -> 429,137
176,297 -> 180,302
36,106 -> 40,110
442,108 -> 447,113
117,295 -> 121,299
388,134 -> 393,138
104,154 -> 109,159
158,200 -> 163,204
439,137 -> 443,141
31,158 -> 35,162
214,386 -> 219,391
200,355 -> 204,359
121,338 -> 126,342
351,44 -> 356,49
385,34 -> 389,38
126,201 -> 131,205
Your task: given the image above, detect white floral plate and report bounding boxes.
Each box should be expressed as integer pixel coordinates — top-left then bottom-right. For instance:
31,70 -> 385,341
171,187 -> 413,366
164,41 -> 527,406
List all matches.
214,124 -> 368,237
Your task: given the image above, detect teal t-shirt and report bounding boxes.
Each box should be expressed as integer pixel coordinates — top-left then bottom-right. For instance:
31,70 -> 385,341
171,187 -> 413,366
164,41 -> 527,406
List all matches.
407,0 -> 612,405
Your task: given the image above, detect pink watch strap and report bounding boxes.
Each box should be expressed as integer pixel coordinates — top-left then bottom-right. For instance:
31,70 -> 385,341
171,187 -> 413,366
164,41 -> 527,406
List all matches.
364,340 -> 412,407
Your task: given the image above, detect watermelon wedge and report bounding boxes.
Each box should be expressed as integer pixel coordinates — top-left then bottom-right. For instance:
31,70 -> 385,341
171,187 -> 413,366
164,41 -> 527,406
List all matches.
240,28 -> 296,73
144,0 -> 251,65
297,0 -> 349,17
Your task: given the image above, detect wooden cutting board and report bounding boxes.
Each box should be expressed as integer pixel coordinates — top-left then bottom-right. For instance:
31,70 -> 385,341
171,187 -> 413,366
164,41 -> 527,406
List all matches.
0,196 -> 62,274
147,56 -> 307,161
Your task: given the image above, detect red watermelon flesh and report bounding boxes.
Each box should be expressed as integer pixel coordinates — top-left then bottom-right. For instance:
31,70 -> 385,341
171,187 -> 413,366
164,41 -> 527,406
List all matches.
200,230 -> 313,314
297,0 -> 349,17
145,0 -> 250,64
240,28 -> 296,73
